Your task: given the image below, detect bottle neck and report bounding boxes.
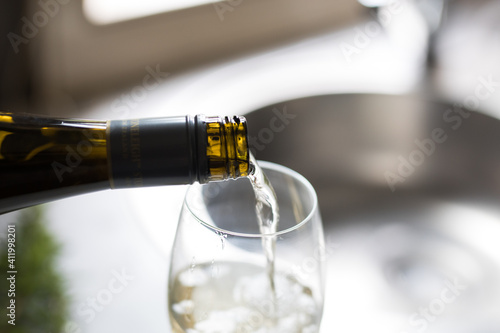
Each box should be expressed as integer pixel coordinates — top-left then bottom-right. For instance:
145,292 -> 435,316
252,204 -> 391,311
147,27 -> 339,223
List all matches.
202,115 -> 249,183
107,115 -> 249,188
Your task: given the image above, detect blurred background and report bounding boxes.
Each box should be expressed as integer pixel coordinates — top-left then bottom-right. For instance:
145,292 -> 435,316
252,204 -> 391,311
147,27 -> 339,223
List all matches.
1,0 -> 500,332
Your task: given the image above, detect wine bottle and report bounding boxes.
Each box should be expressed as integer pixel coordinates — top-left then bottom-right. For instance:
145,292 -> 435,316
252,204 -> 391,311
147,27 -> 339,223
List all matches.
0,112 -> 249,214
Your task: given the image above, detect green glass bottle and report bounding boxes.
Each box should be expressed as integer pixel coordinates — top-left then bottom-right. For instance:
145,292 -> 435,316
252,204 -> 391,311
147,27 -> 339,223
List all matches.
0,112 -> 249,213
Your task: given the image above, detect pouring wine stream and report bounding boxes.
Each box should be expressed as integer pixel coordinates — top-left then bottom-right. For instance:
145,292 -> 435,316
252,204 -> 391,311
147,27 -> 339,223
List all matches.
248,153 -> 280,317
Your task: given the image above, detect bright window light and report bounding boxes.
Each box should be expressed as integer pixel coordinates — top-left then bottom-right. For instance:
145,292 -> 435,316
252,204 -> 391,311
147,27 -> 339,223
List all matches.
83,0 -> 221,25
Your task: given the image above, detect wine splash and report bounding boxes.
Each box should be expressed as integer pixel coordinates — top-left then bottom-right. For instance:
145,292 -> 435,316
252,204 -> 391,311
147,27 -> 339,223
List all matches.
169,262 -> 319,333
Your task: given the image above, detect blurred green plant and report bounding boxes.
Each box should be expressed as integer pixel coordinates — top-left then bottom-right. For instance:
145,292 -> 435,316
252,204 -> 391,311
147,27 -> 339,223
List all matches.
0,206 -> 68,333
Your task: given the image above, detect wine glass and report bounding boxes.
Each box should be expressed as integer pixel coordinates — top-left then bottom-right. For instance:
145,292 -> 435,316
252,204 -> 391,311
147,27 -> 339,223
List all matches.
168,161 -> 325,333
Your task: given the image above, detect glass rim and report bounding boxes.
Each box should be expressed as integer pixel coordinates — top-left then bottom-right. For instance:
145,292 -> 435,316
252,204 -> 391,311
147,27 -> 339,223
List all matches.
184,160 -> 319,238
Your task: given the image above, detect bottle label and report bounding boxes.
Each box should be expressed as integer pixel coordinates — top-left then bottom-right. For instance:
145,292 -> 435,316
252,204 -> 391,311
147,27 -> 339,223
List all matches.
108,116 -> 197,188
108,119 -> 143,188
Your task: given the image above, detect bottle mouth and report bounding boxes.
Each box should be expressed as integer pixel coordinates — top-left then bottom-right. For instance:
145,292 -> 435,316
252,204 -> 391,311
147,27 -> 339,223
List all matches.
200,115 -> 249,183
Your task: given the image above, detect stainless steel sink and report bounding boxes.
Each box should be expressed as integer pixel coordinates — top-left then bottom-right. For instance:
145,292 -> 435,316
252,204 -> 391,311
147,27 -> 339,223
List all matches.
246,94 -> 500,332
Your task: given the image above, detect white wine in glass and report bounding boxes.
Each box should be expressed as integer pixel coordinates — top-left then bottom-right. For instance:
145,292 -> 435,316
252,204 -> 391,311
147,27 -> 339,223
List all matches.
168,161 -> 325,333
